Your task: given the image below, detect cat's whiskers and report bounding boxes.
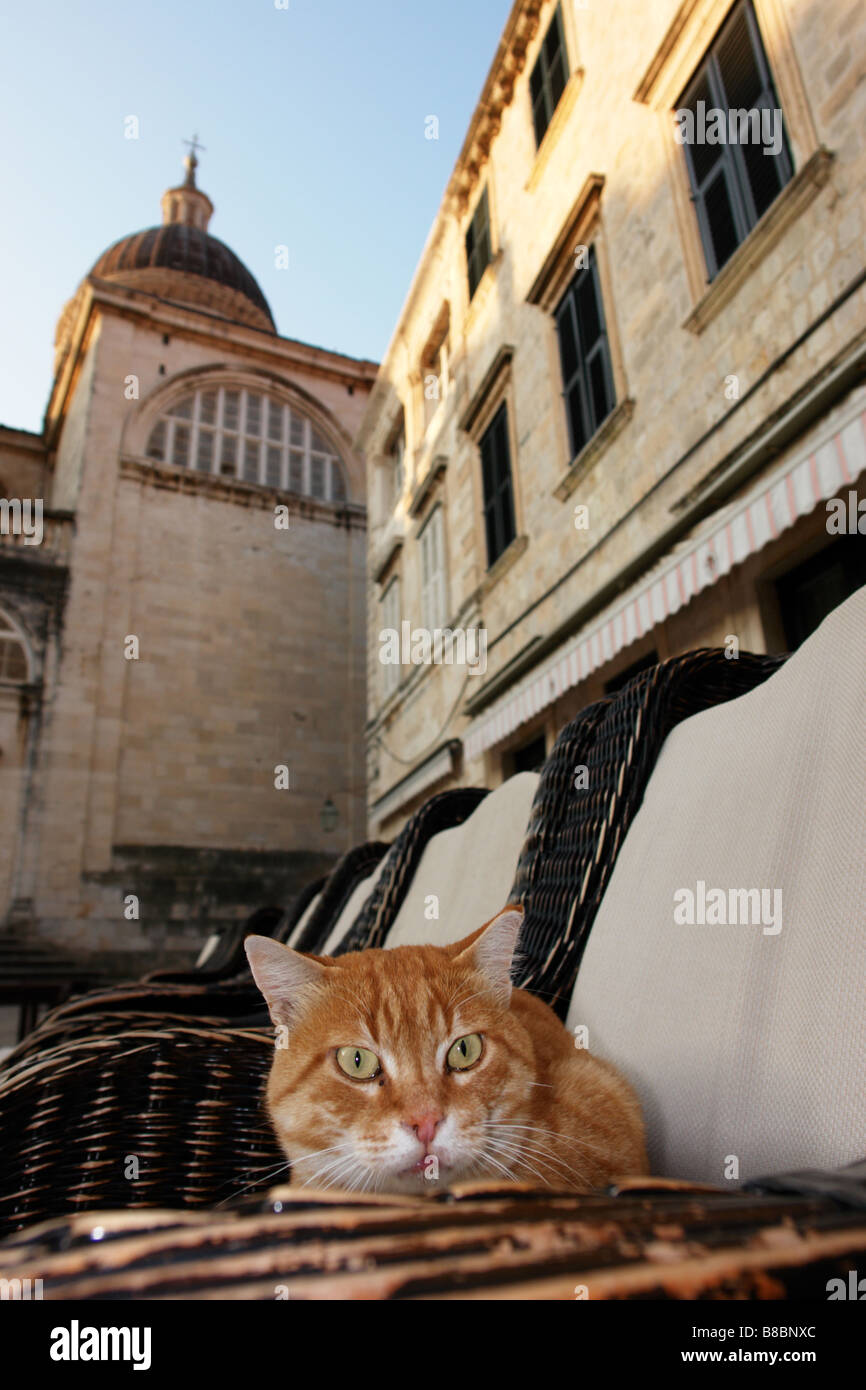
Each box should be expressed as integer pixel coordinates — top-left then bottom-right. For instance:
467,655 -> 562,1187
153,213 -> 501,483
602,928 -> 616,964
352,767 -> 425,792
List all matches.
493,1120 -> 611,1162
486,1125 -> 592,1180
304,1152 -> 355,1185
309,1153 -> 361,1191
300,1145 -> 357,1188
215,1157 -> 291,1191
478,1150 -> 518,1184
483,1123 -> 592,1187
482,1139 -> 548,1185
214,1157 -> 296,1206
488,1139 -> 580,1190
483,1134 -> 572,1188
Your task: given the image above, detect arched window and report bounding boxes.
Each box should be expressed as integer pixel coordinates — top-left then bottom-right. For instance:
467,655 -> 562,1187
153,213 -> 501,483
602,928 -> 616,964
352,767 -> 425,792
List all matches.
145,386 -> 347,502
0,612 -> 29,683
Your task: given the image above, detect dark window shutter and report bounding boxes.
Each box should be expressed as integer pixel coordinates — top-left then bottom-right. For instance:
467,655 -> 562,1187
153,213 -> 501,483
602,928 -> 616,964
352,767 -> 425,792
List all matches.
466,188 -> 493,300
555,247 -> 615,461
679,0 -> 793,280
480,402 -> 516,567
529,4 -> 570,148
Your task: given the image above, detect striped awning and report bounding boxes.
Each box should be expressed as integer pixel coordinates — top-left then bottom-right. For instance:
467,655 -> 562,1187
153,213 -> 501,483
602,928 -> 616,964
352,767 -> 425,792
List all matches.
464,395 -> 866,761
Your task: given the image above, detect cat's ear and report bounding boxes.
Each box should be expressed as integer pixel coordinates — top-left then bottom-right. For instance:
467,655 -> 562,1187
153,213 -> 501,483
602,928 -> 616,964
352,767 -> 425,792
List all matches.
454,904 -> 524,1008
244,935 -> 328,1029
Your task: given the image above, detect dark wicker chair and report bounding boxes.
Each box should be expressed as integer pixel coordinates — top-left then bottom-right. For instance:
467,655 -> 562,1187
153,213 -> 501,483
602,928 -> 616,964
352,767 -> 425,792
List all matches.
3,642 -> 858,1299
2,1176 -> 865,1299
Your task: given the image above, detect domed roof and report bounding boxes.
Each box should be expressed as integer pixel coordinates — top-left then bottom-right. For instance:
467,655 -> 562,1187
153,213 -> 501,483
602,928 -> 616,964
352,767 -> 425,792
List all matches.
88,223 -> 275,330
81,150 -> 275,333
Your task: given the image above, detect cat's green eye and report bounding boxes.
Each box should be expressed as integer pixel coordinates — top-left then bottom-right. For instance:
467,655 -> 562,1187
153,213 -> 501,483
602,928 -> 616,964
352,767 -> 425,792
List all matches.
447,1033 -> 483,1071
336,1045 -> 381,1080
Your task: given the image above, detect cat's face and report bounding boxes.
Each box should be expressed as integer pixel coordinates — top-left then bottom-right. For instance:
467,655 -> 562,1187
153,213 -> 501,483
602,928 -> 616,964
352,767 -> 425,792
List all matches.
245,906 -> 534,1195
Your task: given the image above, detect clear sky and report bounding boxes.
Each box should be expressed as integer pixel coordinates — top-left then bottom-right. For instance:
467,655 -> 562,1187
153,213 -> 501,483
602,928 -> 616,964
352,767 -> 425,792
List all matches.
0,0 -> 513,432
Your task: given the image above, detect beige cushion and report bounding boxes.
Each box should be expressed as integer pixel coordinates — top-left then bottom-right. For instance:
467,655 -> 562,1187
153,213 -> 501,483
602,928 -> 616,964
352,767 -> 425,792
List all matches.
320,859 -> 388,955
567,586 -> 866,1184
195,933 -> 221,968
285,891 -> 323,948
385,772 -> 539,948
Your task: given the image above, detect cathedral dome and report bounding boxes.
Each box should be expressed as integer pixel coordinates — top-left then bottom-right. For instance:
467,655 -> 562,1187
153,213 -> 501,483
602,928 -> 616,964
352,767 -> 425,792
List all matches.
88,223 -> 275,331
73,149 -> 275,336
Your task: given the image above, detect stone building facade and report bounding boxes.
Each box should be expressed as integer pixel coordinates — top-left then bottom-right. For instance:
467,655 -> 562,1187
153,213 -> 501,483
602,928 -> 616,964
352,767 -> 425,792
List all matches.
0,155 -> 377,968
358,0 -> 866,836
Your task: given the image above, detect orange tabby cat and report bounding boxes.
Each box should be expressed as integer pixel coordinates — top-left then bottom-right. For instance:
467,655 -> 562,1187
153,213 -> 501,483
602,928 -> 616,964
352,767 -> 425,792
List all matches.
245,904 -> 647,1195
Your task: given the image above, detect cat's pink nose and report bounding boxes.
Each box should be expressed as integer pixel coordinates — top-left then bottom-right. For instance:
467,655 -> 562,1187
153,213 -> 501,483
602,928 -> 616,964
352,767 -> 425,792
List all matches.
405,1112 -> 443,1148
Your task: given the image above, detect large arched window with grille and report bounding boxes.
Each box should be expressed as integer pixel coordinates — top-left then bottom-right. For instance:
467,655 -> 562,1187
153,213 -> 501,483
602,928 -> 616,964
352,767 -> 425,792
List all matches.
0,612 -> 29,683
145,386 -> 347,502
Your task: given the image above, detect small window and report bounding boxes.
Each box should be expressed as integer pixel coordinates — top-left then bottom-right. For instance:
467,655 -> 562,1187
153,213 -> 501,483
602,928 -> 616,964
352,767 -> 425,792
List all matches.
479,402 -> 517,568
465,188 -> 492,301
678,0 -> 793,280
419,507 -> 447,631
422,325 -> 449,433
386,417 -> 405,510
529,4 -> 569,147
380,578 -> 402,698
555,245 -> 616,460
775,541 -> 866,650
506,733 -> 547,777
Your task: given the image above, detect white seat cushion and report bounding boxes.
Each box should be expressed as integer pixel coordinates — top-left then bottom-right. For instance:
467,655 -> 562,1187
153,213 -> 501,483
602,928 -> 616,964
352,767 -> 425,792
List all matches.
567,585 -> 866,1185
195,933 -> 221,968
285,891 -> 323,948
320,859 -> 388,955
385,772 -> 539,948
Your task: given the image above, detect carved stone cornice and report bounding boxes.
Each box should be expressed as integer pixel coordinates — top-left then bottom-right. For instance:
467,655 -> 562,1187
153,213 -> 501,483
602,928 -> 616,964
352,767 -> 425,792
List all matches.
449,1 -> 544,215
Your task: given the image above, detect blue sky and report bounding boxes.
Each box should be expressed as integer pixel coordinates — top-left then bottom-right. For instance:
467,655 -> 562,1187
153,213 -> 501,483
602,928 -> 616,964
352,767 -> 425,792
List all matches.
0,0 -> 513,432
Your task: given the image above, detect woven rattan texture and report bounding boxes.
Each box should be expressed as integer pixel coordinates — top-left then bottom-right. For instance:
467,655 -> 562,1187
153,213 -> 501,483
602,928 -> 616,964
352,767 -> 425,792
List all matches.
0,1024 -> 283,1234
1,1180 -> 863,1298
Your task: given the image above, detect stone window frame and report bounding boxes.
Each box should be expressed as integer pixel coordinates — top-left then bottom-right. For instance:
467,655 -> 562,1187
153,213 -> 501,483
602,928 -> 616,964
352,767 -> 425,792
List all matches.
379,572 -> 403,701
526,173 -> 634,501
677,0 -> 795,281
479,402 -> 518,570
461,178 -> 503,333
525,0 -> 586,193
634,0 -> 831,335
458,345 -> 529,595
465,185 -> 494,302
383,407 -> 407,515
419,303 -> 451,442
416,502 -> 449,634
529,2 -> 570,148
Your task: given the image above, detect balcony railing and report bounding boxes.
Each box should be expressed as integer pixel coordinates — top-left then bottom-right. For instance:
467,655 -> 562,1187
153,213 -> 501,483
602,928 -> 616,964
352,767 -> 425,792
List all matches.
0,509 -> 74,565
